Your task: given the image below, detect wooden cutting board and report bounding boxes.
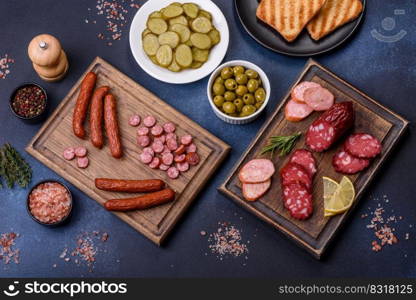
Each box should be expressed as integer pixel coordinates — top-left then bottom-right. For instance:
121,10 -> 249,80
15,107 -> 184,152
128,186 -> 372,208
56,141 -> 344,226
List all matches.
26,57 -> 230,245
219,59 -> 409,259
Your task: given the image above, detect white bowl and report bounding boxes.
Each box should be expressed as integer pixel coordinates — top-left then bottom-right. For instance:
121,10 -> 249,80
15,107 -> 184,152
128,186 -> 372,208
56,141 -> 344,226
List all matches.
129,0 -> 229,84
207,60 -> 271,125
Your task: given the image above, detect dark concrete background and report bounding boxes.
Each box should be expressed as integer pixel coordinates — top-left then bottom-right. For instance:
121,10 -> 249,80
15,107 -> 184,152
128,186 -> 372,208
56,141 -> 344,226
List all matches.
0,0 -> 415,278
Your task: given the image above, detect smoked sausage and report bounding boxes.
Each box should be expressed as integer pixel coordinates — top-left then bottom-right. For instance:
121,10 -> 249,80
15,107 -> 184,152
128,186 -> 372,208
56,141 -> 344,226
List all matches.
95,178 -> 165,193
73,72 -> 97,139
104,188 -> 175,211
90,86 -> 110,148
104,94 -> 123,158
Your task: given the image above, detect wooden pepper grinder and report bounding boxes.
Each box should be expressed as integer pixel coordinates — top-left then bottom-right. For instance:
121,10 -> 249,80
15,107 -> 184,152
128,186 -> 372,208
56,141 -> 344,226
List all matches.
28,34 -> 69,82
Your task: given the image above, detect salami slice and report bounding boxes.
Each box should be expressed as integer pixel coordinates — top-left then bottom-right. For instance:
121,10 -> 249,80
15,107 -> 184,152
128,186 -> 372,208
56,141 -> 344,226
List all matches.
180,134 -> 193,146
137,135 -> 150,147
152,141 -> 164,153
291,81 -> 321,104
159,164 -> 169,171
77,157 -> 89,169
143,115 -> 156,127
75,146 -> 87,157
285,99 -> 314,122
238,159 -> 275,184
151,124 -> 164,137
167,167 -> 179,179
333,149 -> 370,174
129,115 -> 141,127
344,133 -> 382,158
176,162 -> 190,172
162,153 -> 174,166
282,183 -> 313,220
140,153 -> 153,164
280,162 -> 312,191
166,138 -> 178,151
163,122 -> 176,133
306,120 -> 336,152
289,149 -> 317,177
303,87 -> 334,111
149,157 -> 161,169
242,179 -> 271,202
174,154 -> 186,163
137,126 -> 149,136
186,152 -> 199,166
63,147 -> 75,161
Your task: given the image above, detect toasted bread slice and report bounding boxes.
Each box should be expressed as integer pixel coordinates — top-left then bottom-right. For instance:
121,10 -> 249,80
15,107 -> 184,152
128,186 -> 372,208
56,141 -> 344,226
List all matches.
256,0 -> 327,42
307,0 -> 363,41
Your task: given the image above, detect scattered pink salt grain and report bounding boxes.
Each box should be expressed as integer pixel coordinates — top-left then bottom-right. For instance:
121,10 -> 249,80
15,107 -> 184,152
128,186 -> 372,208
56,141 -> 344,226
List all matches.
0,232 -> 20,265
0,54 -> 15,79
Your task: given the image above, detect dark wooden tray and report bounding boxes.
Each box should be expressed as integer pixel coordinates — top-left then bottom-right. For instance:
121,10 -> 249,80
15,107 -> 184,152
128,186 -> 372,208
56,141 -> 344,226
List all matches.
219,59 -> 409,259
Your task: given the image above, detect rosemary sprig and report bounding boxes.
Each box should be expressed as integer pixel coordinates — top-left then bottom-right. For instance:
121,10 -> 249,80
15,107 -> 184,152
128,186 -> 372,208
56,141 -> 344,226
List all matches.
0,143 -> 32,189
260,132 -> 302,157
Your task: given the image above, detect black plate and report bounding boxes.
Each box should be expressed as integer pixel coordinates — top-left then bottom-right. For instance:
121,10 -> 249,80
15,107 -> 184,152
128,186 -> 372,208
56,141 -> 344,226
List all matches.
235,0 -> 366,56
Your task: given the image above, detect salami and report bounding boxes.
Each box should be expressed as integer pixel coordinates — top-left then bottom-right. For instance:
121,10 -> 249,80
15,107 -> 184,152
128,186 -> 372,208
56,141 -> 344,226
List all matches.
163,122 -> 176,133
180,135 -> 193,146
77,157 -> 89,169
238,159 -> 275,184
282,183 -> 313,220
242,179 -> 271,202
332,149 -> 370,174
137,126 -> 149,136
167,167 -> 179,179
151,124 -> 164,137
306,102 -> 354,152
63,147 -> 75,160
174,144 -> 186,155
280,163 -> 312,191
75,146 -> 87,157
162,153 -> 174,166
176,162 -> 189,172
137,135 -> 151,147
149,157 -> 161,169
285,99 -> 314,122
129,114 -> 141,127
344,133 -> 382,158
143,115 -> 156,127
289,149 -> 317,177
291,81 -> 321,104
303,86 -> 334,111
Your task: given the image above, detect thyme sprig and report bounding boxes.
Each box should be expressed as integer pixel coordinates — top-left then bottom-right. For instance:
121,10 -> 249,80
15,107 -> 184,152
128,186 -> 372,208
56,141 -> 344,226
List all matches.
0,143 -> 32,188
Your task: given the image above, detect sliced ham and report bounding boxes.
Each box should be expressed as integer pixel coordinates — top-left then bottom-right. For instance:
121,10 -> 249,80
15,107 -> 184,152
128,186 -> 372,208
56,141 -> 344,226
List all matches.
238,159 -> 275,184
242,179 -> 271,202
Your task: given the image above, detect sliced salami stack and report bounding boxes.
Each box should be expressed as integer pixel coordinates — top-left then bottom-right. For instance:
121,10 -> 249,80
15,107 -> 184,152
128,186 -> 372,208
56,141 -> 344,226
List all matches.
333,133 -> 382,174
238,159 -> 275,202
280,149 -> 317,220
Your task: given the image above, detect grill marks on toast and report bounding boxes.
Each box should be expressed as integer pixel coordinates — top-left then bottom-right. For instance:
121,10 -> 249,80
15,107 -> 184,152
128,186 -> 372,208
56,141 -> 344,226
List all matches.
307,0 -> 363,41
256,0 -> 326,42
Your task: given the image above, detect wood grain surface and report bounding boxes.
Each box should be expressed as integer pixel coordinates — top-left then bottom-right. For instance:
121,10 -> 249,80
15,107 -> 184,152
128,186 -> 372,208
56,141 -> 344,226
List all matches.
219,59 -> 409,259
26,57 -> 230,245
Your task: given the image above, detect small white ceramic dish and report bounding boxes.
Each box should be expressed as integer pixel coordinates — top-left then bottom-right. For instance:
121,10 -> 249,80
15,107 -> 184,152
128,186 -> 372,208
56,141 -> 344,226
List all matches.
207,60 -> 271,125
129,0 -> 229,84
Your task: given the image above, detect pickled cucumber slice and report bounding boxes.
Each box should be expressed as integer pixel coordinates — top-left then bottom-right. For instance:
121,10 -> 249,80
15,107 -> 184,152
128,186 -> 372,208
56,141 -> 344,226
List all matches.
169,15 -> 188,26
142,28 -> 152,38
147,18 -> 168,35
208,29 -> 221,45
171,2 -> 182,7
158,31 -> 180,48
148,55 -> 159,65
192,48 -> 209,62
168,58 -> 182,72
190,61 -> 203,69
175,44 -> 193,68
149,11 -> 163,19
162,4 -> 184,19
199,10 -> 212,21
156,45 -> 173,67
190,33 -> 212,50
191,17 -> 212,33
185,39 -> 193,47
143,34 -> 160,56
170,23 -> 191,43
183,3 -> 199,18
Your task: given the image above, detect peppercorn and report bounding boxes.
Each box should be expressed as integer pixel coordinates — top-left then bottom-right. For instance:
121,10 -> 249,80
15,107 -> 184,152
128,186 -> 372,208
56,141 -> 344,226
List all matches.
11,85 -> 46,118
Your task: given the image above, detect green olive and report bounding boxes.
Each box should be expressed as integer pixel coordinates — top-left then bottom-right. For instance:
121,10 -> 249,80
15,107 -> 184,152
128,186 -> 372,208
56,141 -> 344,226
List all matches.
242,93 -> 255,105
255,88 -> 266,102
221,67 -> 233,80
224,79 -> 238,91
245,69 -> 259,79
214,77 -> 224,85
233,66 -> 245,76
224,91 -> 236,101
235,73 -> 248,85
212,83 -> 225,96
242,104 -> 256,116
235,85 -> 248,97
222,101 -> 236,114
255,102 -> 263,110
247,79 -> 259,93
233,98 -> 244,112
213,95 -> 224,107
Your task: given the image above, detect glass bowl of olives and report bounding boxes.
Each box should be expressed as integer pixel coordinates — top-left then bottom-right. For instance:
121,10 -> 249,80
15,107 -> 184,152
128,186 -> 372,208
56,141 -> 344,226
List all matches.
207,60 -> 270,124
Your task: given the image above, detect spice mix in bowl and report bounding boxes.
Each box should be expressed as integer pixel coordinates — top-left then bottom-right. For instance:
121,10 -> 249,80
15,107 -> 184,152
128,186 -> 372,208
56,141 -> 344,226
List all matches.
10,83 -> 47,122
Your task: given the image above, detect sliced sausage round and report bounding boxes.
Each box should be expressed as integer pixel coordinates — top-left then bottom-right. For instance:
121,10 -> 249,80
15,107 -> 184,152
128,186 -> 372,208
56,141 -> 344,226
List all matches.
143,115 -> 156,127
176,162 -> 189,172
75,146 -> 87,157
238,159 -> 275,184
306,120 -> 336,152
140,153 -> 153,164
289,149 -> 317,177
159,163 -> 169,171
344,133 -> 382,158
186,143 -> 197,153
137,126 -> 149,136
174,144 -> 186,155
242,179 -> 271,202
303,86 -> 334,111
291,81 -> 321,103
162,153 -> 174,166
129,115 -> 141,127
142,147 -> 154,157
149,157 -> 161,169
166,133 -> 177,141
285,99 -> 314,122
283,183 -> 313,220
152,141 -> 164,153
180,134 -> 193,146
163,122 -> 176,133
137,135 -> 151,147
151,124 -> 164,137
333,149 -> 370,174
167,167 -> 179,179
77,157 -> 89,169
166,138 -> 178,151
154,135 -> 166,144
280,162 -> 312,191
186,152 -> 200,166
174,154 -> 186,163
63,147 -> 75,161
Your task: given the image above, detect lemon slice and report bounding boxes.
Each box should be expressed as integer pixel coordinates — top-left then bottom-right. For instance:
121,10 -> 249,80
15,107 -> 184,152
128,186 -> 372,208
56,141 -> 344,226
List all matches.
323,176 -> 339,201
325,176 -> 355,215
